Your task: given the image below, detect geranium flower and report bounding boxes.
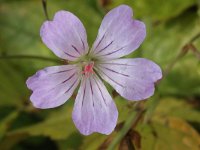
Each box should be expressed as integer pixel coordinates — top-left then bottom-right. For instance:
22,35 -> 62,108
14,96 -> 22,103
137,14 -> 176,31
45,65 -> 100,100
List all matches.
26,5 -> 162,135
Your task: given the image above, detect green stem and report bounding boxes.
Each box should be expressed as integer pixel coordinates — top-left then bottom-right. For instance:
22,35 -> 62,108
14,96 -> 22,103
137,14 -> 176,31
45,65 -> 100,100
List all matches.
107,32 -> 200,150
163,45 -> 189,77
107,102 -> 145,150
189,32 -> 200,43
187,43 -> 200,60
0,55 -> 62,63
163,32 -> 200,77
42,0 -> 49,20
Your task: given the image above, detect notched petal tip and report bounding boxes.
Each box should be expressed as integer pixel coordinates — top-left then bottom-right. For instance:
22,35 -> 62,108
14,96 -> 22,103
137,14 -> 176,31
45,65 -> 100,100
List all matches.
115,4 -> 133,12
72,75 -> 118,135
91,4 -> 146,59
40,10 -> 72,36
26,65 -> 80,109
40,10 -> 89,61
97,58 -> 162,101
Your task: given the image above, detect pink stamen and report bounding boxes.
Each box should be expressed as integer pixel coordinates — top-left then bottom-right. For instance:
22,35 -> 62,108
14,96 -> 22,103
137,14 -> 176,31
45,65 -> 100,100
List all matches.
82,62 -> 94,77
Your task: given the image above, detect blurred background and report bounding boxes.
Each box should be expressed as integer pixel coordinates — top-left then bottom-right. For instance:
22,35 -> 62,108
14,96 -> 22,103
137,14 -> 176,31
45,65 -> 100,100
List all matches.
0,0 -> 200,150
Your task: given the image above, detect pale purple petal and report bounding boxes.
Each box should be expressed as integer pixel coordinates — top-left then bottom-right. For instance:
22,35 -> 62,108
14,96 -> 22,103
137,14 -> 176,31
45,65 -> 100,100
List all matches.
40,11 -> 89,61
90,5 -> 146,60
26,65 -> 80,108
72,74 -> 118,135
96,58 -> 162,100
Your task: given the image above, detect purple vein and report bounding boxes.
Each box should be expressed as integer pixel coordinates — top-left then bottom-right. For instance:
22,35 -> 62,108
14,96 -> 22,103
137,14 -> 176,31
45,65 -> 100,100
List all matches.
51,68 -> 74,74
81,38 -> 85,50
99,69 -> 125,88
81,80 -> 87,107
95,33 -> 106,50
93,76 -> 107,106
89,79 -> 94,95
72,45 -> 81,55
64,52 -> 77,58
99,62 -> 135,67
98,47 -> 125,57
95,41 -> 114,54
62,73 -> 76,83
64,78 -> 78,93
45,73 -> 76,92
100,66 -> 129,77
89,79 -> 95,107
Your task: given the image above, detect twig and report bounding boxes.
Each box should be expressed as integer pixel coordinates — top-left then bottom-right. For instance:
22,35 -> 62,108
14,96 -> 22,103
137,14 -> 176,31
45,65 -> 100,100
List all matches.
42,0 -> 49,20
188,43 -> 200,60
163,45 -> 189,77
0,55 -> 62,63
163,32 -> 200,77
189,32 -> 200,43
125,136 -> 135,150
107,102 -> 145,150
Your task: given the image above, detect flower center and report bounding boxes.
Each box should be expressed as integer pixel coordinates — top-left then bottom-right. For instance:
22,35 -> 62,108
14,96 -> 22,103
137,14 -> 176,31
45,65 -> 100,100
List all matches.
82,62 -> 94,77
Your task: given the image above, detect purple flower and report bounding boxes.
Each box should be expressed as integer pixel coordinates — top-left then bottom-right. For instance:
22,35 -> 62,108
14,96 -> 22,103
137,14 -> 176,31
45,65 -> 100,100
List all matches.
26,5 -> 162,135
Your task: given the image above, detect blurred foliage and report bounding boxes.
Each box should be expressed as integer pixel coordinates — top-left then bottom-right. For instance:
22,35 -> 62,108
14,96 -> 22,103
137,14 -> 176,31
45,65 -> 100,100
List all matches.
0,0 -> 200,149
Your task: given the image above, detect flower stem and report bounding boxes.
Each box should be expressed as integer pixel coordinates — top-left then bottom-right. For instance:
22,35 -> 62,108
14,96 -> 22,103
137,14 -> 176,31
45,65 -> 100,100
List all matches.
163,45 -> 189,77
188,43 -> 200,60
189,32 -> 200,43
107,32 -> 200,149
0,55 -> 62,63
164,32 -> 200,77
107,102 -> 145,150
42,0 -> 49,20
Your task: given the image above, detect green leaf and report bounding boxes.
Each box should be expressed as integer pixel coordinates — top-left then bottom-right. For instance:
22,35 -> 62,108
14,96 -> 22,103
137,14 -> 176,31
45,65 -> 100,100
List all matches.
154,97 -> 200,123
0,111 -> 19,140
80,133 -> 110,150
108,0 -> 196,21
142,10 -> 200,96
7,103 -> 76,140
137,117 -> 200,150
57,133 -> 83,150
0,61 -> 28,107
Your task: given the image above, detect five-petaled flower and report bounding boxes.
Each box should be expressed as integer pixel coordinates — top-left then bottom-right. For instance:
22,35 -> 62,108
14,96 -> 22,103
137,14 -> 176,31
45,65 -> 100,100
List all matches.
26,5 -> 162,135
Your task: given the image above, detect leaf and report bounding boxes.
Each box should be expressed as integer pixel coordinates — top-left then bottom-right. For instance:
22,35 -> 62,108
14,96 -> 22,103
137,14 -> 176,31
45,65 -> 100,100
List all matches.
108,0 -> 196,21
118,130 -> 141,150
0,111 -> 23,150
7,103 -> 76,140
142,11 -> 200,66
80,133 -> 113,150
141,10 -> 200,96
57,133 -> 83,150
0,61 -> 28,107
137,117 -> 200,150
115,96 -> 136,123
154,97 -> 200,123
0,111 -> 19,140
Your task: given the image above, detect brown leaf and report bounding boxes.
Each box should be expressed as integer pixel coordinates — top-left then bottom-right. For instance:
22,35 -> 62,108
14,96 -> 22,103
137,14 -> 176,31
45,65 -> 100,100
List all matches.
98,134 -> 115,150
130,130 -> 141,150
98,0 -> 112,7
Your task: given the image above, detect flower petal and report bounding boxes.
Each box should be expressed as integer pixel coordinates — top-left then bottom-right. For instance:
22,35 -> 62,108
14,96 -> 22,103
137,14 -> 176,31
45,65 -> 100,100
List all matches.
90,5 -> 146,60
97,58 -> 162,100
40,11 -> 89,61
26,65 -> 80,108
72,74 -> 118,135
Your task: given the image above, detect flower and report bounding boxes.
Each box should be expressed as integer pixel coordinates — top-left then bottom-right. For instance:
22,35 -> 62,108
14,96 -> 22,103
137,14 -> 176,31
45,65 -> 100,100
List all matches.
26,5 -> 162,135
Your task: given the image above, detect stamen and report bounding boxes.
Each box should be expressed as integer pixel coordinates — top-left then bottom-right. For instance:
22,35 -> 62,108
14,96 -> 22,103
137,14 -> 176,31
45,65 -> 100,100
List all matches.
82,62 -> 94,77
